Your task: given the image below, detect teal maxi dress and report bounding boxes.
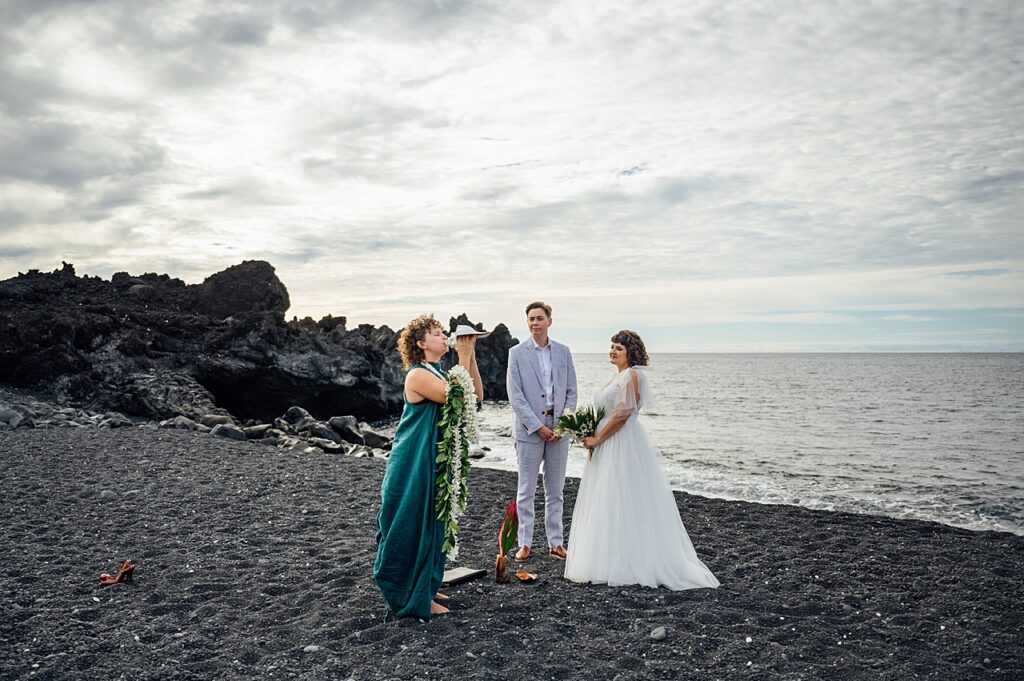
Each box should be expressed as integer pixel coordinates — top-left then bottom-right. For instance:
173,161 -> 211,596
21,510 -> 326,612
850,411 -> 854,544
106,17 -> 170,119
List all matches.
374,362 -> 447,619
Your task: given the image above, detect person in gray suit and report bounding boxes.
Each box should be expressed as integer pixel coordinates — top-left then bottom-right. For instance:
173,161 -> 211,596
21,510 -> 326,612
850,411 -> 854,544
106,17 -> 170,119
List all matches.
506,301 -> 578,561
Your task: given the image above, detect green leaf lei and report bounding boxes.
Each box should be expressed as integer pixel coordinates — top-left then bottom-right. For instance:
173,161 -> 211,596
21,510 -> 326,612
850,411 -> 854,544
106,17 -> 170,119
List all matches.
435,365 -> 476,561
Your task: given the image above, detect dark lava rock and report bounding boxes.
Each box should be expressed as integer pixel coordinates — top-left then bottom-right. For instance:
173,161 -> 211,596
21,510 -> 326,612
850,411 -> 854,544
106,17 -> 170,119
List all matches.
243,423 -> 272,439
107,371 -> 227,421
159,416 -> 200,430
0,261 -> 515,423
192,260 -> 290,318
307,422 -> 342,444
307,437 -> 347,453
328,415 -> 364,445
282,406 -> 315,430
210,423 -> 246,441
99,412 -> 133,428
359,423 -> 392,450
201,414 -> 235,428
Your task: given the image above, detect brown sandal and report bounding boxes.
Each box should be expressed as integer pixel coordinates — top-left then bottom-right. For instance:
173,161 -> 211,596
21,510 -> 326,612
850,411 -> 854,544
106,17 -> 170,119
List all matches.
99,559 -> 135,587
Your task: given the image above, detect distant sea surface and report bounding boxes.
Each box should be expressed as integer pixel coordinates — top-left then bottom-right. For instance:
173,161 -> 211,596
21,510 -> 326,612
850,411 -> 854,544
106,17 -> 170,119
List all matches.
472,353 -> 1024,536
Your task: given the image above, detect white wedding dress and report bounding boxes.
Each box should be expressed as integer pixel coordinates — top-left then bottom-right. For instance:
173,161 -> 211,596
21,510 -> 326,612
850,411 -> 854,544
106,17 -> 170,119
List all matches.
564,367 -> 720,590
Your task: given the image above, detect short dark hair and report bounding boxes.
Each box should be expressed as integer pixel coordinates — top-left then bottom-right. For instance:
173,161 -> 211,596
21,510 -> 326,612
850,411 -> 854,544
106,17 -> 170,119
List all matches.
525,301 -> 552,318
611,330 -> 649,366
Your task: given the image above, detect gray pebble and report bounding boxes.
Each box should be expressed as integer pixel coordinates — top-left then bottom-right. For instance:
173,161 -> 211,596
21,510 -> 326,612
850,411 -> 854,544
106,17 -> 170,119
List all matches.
466,651 -> 477,659
99,490 -> 119,500
303,645 -> 320,653
650,626 -> 667,641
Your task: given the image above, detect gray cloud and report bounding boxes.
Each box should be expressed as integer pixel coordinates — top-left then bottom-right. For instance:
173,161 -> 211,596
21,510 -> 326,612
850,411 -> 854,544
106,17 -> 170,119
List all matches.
0,207 -> 27,230
0,119 -> 165,189
0,245 -> 42,259
0,0 -> 1020,350
946,268 -> 1012,278
178,177 -> 293,207
279,0 -> 501,39
458,184 -> 519,202
0,55 -> 66,117
481,160 -> 539,171
194,13 -> 273,46
0,0 -> 92,27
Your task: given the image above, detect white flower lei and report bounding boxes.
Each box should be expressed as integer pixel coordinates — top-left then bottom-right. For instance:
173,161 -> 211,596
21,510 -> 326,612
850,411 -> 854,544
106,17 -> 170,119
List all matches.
436,364 -> 477,561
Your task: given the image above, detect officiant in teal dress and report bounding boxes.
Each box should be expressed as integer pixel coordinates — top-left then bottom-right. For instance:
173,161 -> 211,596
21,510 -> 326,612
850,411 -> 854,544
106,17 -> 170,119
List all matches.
374,315 -> 483,620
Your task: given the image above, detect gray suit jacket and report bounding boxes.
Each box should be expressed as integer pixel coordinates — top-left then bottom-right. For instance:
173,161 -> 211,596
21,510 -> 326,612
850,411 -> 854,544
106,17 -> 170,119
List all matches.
507,338 -> 578,443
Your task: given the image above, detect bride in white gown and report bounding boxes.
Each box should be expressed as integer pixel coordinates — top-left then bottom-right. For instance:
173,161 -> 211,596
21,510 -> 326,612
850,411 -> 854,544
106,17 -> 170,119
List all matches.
564,330 -> 719,591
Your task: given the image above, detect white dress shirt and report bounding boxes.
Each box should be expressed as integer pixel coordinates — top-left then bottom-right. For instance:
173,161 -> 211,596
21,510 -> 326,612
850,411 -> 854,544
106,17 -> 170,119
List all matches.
531,338 -> 555,409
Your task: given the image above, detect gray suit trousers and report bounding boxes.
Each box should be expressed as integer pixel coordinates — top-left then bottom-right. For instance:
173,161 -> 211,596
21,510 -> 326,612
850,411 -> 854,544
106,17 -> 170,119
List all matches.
515,414 -> 569,548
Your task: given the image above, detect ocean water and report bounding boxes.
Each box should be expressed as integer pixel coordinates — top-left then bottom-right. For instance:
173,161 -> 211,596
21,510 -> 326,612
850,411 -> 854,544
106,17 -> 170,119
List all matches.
473,353 -> 1024,536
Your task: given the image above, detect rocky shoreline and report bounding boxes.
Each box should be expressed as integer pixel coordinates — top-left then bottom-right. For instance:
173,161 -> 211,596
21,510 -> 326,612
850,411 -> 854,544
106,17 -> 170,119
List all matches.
0,261 -> 516,425
1,426 -> 1021,680
0,386 -> 397,459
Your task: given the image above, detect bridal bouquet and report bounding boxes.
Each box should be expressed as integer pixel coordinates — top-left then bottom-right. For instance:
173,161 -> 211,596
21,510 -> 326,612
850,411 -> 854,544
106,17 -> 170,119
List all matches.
435,365 -> 478,561
554,404 -> 605,445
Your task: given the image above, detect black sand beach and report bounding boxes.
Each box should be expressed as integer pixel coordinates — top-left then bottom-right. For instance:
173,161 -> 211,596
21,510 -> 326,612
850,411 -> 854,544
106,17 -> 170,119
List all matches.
1,427 -> 1021,680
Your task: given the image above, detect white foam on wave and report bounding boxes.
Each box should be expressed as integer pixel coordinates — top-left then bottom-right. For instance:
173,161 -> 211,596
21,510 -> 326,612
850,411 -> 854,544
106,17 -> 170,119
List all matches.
469,410 -> 1023,536
455,353 -> 1024,538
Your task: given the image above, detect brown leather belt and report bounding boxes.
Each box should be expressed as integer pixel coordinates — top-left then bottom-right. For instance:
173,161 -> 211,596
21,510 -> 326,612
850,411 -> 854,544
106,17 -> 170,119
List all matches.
542,408 -> 554,416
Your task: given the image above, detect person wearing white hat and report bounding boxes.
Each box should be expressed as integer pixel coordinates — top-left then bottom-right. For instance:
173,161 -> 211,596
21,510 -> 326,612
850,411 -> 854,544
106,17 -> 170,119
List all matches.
506,301 -> 578,562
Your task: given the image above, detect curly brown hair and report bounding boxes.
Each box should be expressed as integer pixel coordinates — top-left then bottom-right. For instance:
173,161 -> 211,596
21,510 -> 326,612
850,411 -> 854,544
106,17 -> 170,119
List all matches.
611,330 -> 649,366
397,314 -> 443,371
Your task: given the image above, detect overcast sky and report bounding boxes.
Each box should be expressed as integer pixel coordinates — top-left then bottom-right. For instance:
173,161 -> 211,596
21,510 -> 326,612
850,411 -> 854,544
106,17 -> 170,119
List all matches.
1,0 -> 1021,351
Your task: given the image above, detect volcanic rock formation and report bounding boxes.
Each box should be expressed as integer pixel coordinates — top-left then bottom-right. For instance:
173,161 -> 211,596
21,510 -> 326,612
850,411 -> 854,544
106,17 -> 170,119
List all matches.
0,261 -> 515,422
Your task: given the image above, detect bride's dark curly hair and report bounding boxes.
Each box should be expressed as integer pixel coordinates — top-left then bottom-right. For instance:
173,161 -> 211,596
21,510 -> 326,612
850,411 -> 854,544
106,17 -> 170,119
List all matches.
611,330 -> 649,367
397,314 -> 443,370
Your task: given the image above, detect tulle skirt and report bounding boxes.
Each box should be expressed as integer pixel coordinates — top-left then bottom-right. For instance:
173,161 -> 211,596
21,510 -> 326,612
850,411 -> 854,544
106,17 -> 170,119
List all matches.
564,418 -> 720,590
